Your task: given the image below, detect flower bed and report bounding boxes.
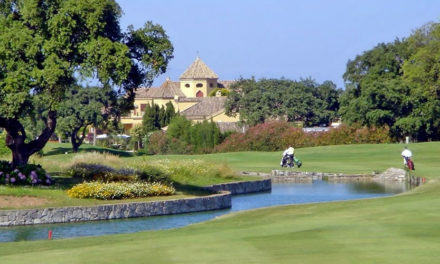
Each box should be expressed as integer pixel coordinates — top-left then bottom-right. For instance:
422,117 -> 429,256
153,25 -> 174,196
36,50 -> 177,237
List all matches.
0,161 -> 52,186
67,182 -> 175,200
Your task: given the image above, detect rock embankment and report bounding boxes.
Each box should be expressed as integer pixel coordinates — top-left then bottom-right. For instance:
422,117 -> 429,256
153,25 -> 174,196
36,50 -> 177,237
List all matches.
0,179 -> 271,226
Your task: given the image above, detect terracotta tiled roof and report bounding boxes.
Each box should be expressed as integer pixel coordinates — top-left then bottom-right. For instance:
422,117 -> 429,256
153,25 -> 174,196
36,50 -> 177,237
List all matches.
176,97 -> 203,103
218,80 -> 236,89
180,57 -> 219,79
134,87 -> 151,98
144,79 -> 185,98
216,122 -> 245,133
181,97 -> 227,118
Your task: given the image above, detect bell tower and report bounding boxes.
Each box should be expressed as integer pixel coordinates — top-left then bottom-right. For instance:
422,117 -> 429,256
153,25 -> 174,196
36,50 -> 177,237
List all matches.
180,57 -> 219,98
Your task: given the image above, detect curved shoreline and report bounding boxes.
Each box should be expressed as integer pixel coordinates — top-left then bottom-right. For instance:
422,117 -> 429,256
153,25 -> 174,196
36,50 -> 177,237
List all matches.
0,169 -> 423,227
0,179 -> 271,227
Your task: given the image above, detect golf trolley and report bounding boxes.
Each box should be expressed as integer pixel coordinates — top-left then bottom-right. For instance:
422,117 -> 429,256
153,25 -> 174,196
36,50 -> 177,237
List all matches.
280,155 -> 302,168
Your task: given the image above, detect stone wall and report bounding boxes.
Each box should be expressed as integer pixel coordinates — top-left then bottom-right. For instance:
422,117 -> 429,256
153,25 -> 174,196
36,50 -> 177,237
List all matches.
0,192 -> 231,226
271,170 -> 375,183
271,168 -> 424,185
0,179 -> 271,226
203,179 -> 271,195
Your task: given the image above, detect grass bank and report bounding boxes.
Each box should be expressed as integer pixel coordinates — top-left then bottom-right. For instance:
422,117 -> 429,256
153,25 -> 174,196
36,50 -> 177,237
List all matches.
0,142 -> 439,263
0,143 -> 254,209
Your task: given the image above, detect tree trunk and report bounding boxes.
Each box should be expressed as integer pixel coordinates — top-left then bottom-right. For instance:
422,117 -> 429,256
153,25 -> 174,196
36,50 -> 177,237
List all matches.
71,133 -> 80,153
70,126 -> 85,153
8,134 -> 30,166
0,111 -> 57,167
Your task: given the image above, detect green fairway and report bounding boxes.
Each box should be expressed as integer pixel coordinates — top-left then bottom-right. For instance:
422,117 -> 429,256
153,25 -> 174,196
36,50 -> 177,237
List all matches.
0,142 -> 439,263
132,142 -> 437,176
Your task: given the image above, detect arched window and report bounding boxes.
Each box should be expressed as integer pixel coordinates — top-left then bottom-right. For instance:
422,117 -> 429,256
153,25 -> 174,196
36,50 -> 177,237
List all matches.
185,83 -> 190,88
196,83 -> 203,88
196,90 -> 204,97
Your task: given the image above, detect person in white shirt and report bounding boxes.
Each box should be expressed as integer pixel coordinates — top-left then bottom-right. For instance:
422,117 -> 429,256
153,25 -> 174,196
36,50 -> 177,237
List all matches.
281,146 -> 295,167
401,146 -> 412,165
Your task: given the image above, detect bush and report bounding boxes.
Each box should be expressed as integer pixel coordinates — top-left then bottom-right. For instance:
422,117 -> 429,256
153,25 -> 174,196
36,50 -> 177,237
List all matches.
215,121 -> 392,152
136,165 -> 172,185
67,162 -> 173,184
146,131 -> 170,154
146,117 -> 223,155
67,163 -> 137,182
67,181 -> 175,200
0,161 -> 53,185
208,88 -> 230,97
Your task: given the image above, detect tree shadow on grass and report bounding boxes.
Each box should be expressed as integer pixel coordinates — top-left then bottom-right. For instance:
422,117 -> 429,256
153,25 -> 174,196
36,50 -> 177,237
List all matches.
44,146 -> 133,157
51,176 -> 82,190
173,182 -> 212,196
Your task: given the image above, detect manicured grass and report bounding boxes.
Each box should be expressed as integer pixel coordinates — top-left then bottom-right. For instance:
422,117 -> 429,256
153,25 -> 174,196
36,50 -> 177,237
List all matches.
133,142 -> 437,177
0,142 -> 439,263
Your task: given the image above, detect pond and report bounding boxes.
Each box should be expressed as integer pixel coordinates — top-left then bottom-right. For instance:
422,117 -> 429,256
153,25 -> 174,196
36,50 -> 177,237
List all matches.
0,180 -> 409,242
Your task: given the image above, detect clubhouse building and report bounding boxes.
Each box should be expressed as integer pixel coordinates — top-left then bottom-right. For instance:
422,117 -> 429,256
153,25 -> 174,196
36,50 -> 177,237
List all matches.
120,57 -> 241,132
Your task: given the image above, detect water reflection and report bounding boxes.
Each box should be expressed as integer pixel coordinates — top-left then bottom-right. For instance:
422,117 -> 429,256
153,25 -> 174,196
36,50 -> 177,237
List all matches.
0,180 -> 409,242
344,181 -> 409,194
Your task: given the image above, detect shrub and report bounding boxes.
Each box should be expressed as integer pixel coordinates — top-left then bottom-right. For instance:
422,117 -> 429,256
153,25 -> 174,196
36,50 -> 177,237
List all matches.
145,117 -> 224,155
67,162 -> 173,185
146,131 -> 170,154
67,181 -> 175,200
208,88 -> 230,96
135,165 -> 172,185
215,121 -> 392,152
67,163 -> 137,182
0,161 -> 52,186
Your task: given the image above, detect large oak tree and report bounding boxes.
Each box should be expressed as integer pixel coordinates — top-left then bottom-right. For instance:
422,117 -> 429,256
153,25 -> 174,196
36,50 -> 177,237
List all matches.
0,0 -> 173,166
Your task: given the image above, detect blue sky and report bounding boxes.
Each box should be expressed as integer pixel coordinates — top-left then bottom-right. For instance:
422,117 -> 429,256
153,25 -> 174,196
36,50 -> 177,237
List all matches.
117,0 -> 440,89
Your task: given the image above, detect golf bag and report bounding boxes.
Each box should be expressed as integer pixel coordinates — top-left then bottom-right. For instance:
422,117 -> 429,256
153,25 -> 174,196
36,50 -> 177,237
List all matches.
405,157 -> 415,170
294,157 -> 302,168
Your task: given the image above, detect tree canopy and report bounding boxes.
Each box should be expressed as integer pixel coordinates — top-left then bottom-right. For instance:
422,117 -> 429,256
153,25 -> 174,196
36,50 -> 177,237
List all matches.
340,22 -> 440,141
0,0 -> 173,165
57,86 -> 117,152
225,78 -> 341,126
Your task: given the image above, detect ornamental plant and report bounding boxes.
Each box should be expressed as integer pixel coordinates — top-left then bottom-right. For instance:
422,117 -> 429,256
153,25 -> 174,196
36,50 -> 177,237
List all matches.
67,182 -> 175,200
67,163 -> 172,184
0,161 -> 52,186
214,121 -> 392,152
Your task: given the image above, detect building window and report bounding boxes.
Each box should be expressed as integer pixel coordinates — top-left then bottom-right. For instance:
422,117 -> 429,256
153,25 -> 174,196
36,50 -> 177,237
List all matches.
209,83 -> 213,88
185,83 -> 190,88
140,104 -> 147,112
196,83 -> 203,88
196,90 -> 204,97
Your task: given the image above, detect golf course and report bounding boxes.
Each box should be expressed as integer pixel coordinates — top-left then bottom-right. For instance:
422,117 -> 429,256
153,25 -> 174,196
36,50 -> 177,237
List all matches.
1,142 -> 439,263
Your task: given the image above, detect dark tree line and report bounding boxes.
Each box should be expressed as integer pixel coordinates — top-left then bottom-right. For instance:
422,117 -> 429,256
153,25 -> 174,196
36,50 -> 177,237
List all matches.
225,78 -> 341,127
